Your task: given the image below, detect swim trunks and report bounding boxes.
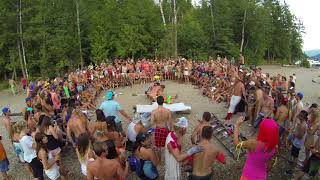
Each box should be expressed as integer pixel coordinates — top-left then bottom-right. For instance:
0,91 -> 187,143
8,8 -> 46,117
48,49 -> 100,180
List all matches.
155,127 -> 169,148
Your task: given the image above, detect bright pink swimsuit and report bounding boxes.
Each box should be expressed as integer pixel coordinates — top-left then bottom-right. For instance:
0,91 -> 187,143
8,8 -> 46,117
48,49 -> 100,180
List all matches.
242,144 -> 275,180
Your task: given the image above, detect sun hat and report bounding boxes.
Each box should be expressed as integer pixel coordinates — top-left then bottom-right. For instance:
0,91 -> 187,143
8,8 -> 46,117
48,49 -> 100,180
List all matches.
175,117 -> 188,128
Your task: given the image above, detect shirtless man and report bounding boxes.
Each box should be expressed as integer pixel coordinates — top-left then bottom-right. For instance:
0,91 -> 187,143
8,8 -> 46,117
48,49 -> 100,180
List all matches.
189,126 -> 225,180
275,96 -> 289,146
291,92 -> 304,128
191,112 -> 211,145
255,83 -> 264,120
253,87 -> 274,128
225,76 -> 246,120
67,110 -> 89,147
151,96 -> 173,158
87,141 -> 128,180
1,108 -> 14,142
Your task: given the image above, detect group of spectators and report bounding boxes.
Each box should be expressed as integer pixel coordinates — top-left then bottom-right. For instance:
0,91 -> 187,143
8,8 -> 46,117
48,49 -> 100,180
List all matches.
0,56 -> 319,180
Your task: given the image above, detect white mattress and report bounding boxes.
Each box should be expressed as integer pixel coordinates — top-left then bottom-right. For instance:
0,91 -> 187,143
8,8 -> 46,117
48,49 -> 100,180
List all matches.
136,102 -> 191,113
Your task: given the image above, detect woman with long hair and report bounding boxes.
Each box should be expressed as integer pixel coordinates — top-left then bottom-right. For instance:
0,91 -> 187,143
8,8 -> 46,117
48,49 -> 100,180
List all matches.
35,132 -> 61,180
233,117 -> 279,180
133,132 -> 159,180
90,109 -> 108,141
75,133 -> 94,177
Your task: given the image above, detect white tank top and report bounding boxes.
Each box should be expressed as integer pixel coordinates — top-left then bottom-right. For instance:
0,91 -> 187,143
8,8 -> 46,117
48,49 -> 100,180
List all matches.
164,132 -> 181,180
127,122 -> 138,142
45,152 -> 60,180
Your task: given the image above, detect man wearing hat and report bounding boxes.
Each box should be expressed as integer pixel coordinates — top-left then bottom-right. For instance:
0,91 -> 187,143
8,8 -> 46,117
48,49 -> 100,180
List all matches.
99,91 -> 131,134
164,117 -> 203,180
1,108 -> 13,142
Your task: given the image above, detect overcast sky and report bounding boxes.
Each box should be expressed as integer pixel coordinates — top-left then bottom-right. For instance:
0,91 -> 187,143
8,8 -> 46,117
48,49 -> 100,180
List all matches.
192,0 -> 319,51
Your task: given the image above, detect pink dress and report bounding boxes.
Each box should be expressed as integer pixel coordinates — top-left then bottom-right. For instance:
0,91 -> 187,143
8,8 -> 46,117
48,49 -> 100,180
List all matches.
241,143 -> 275,180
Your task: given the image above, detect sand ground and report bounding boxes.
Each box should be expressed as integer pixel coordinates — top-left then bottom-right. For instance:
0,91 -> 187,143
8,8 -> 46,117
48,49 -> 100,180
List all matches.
0,65 -> 319,180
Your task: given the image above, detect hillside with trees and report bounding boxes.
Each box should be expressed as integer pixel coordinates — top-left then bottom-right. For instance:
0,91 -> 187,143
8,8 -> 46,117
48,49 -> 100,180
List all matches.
0,0 -> 305,79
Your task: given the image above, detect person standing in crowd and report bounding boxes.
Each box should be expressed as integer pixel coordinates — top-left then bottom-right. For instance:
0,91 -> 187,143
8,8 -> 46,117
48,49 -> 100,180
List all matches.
189,126 -> 225,180
75,133 -> 93,177
67,110 -> 89,148
21,77 -> 27,93
191,112 -> 212,144
253,87 -> 274,128
291,92 -> 304,128
151,95 -> 173,159
8,79 -> 16,95
225,75 -> 246,120
164,117 -> 203,180
19,121 -> 44,180
294,128 -> 320,179
133,132 -> 159,180
275,96 -> 289,147
239,53 -> 245,67
286,110 -> 308,176
304,109 -> 320,165
34,132 -> 61,180
0,135 -> 10,180
234,117 -> 279,180
99,91 -> 131,134
87,141 -> 129,180
1,108 -> 14,142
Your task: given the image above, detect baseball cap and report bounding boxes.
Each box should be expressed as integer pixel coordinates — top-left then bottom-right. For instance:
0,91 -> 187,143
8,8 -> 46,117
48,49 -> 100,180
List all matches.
105,91 -> 114,100
136,132 -> 150,143
25,97 -> 31,102
175,117 -> 188,128
296,92 -> 304,99
2,107 -> 10,115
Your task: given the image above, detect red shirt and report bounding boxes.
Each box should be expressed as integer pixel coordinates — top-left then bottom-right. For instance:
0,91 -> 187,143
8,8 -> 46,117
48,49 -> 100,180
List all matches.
21,78 -> 27,86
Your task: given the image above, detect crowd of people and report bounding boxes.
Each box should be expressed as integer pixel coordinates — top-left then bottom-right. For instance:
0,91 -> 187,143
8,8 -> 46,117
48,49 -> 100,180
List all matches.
0,56 -> 319,180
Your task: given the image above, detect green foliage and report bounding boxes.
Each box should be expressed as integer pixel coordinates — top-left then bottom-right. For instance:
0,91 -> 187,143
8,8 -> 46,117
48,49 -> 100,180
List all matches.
0,0 -> 305,79
300,59 -> 310,68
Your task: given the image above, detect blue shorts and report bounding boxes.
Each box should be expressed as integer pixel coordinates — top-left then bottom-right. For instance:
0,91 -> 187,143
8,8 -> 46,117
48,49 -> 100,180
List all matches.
0,158 -> 9,172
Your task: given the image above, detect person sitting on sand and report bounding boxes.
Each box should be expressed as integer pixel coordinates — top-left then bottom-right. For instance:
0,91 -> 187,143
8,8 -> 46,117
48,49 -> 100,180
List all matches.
189,126 -> 225,180
234,117 -> 278,180
87,141 -> 129,180
127,114 -> 147,150
133,132 -> 159,180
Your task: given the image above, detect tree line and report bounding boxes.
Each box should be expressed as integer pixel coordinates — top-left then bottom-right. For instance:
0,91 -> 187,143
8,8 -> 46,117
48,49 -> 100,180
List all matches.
0,0 -> 304,79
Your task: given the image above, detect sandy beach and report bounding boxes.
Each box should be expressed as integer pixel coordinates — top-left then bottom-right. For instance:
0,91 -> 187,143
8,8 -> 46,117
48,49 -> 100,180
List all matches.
0,65 -> 319,180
